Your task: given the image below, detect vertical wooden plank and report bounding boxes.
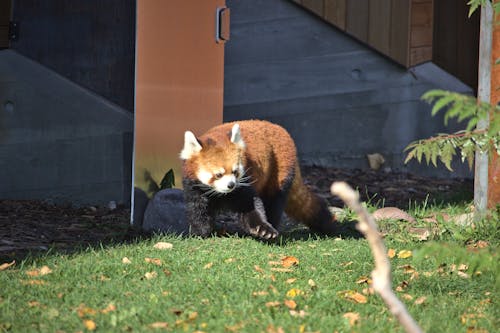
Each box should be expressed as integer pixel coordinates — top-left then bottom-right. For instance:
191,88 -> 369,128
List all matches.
369,0 -> 392,55
346,0 -> 369,43
390,0 -> 410,66
301,0 -> 324,17
324,0 -> 346,30
410,1 -> 433,48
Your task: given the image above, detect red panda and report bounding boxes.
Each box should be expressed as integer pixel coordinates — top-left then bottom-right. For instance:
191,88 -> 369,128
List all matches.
180,120 -> 337,239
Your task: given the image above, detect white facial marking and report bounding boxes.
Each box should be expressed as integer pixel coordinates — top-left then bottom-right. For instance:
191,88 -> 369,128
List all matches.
213,174 -> 237,193
196,169 -> 212,185
180,131 -> 202,160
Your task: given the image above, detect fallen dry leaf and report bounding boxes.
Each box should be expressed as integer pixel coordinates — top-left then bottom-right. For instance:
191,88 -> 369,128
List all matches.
387,249 -> 396,258
26,265 -> 52,277
285,278 -> 297,284
467,240 -> 489,250
372,207 -> 415,223
83,319 -> 96,331
281,256 -> 299,268
188,312 -> 198,321
0,260 -> 15,271
153,242 -> 173,250
461,313 -> 486,325
286,288 -> 304,298
401,294 -> 413,301
414,296 -> 427,305
27,301 -> 41,307
338,290 -> 367,304
266,325 -> 285,333
149,322 -> 169,329
398,264 -> 416,274
145,258 -> 162,266
395,280 -> 410,292
289,310 -> 307,318
284,299 -> 297,309
343,312 -> 360,326
122,257 -> 132,264
21,279 -> 46,286
308,279 -> 317,289
356,276 -> 372,285
77,305 -> 98,318
407,227 -> 431,241
144,271 -> 158,280
265,301 -> 281,308
252,291 -> 269,297
397,250 -> 413,259
367,153 -> 385,170
466,328 -> 489,333
101,303 -> 116,314
270,267 -> 293,273
39,266 -> 52,275
341,261 -> 354,267
203,262 -> 213,269
254,265 -> 265,273
225,323 -> 245,332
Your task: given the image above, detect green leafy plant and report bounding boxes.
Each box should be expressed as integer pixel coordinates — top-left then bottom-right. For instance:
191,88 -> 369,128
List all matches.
467,0 -> 500,17
404,90 -> 500,171
144,168 -> 176,196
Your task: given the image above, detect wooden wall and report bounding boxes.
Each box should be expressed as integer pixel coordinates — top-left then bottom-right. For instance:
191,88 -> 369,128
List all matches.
292,0 -> 433,68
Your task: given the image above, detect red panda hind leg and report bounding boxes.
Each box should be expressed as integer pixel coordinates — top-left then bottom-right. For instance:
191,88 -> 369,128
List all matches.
284,165 -> 339,235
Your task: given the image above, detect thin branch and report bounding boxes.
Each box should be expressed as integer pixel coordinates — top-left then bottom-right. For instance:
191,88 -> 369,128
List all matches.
331,182 -> 423,333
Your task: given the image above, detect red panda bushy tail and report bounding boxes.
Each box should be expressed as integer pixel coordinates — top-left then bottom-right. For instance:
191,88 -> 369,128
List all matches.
284,162 -> 338,235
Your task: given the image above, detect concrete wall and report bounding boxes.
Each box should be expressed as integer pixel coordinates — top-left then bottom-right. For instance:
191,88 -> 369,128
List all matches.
0,50 -> 133,205
224,0 -> 473,178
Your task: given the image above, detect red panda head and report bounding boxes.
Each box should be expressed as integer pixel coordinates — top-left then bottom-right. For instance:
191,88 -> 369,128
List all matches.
180,124 -> 247,194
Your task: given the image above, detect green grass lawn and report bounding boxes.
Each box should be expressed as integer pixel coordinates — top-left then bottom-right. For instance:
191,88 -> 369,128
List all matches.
0,204 -> 498,333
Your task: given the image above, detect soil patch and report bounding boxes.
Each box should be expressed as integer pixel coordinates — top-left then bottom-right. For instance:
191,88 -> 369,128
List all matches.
0,167 -> 472,261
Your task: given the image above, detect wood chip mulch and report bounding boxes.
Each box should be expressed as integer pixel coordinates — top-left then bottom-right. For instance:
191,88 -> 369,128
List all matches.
0,166 -> 472,262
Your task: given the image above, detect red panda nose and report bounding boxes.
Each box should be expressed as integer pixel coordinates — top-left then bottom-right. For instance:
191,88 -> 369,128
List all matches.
227,181 -> 236,189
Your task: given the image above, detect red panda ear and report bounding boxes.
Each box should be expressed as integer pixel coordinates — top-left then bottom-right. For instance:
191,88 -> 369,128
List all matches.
230,123 -> 245,149
180,131 -> 202,160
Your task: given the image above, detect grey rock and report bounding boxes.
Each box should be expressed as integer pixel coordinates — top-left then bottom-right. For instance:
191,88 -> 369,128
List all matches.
142,189 -> 189,235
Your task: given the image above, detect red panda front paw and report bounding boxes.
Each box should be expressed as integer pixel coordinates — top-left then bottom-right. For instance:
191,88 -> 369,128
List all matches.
241,210 -> 279,240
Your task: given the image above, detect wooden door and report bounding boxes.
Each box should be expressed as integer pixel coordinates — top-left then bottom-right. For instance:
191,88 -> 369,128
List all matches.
133,0 -> 226,222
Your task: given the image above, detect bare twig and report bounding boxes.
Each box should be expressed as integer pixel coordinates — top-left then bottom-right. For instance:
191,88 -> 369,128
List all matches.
331,182 -> 423,333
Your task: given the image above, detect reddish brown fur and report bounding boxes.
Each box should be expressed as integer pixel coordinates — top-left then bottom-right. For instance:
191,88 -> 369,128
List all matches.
182,120 -> 331,228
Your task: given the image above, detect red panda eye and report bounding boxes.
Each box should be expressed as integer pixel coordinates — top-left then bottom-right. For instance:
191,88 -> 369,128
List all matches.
232,170 -> 239,177
214,173 -> 223,179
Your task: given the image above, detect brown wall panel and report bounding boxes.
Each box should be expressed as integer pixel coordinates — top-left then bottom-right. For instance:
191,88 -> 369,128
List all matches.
301,0 -> 324,16
324,0 -> 346,29
369,0 -> 392,55
346,0 -> 369,43
134,0 -> 225,195
390,0 -> 410,66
